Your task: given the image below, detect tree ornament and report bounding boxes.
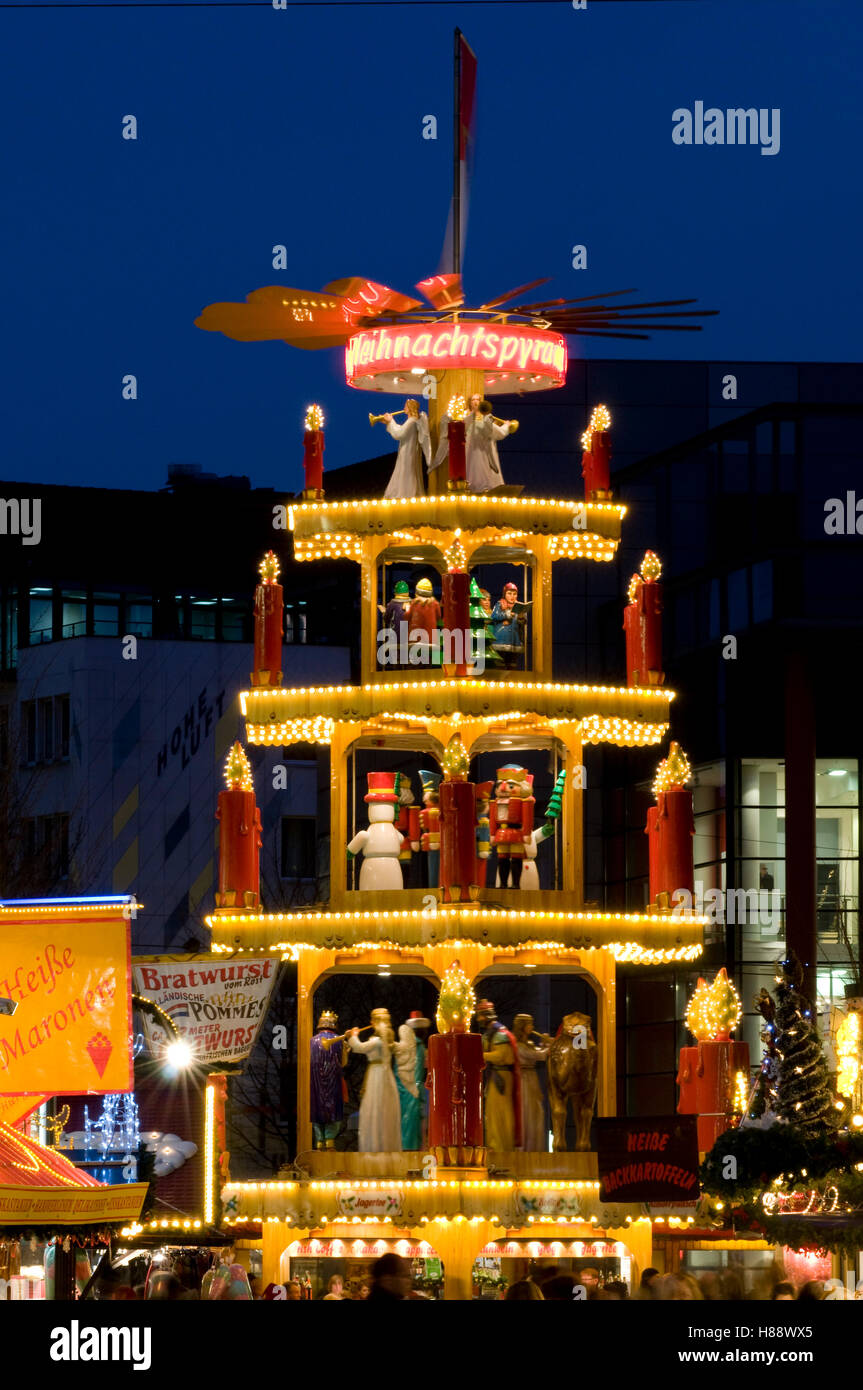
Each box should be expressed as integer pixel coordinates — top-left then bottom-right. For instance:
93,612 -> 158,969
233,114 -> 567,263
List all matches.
224,741 -> 253,792
772,951 -> 839,1134
685,968 -> 743,1041
436,960 -> 476,1034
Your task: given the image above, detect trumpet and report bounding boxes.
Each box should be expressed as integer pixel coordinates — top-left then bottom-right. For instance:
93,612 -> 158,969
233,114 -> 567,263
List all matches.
369,410 -> 408,426
320,1023 -> 376,1049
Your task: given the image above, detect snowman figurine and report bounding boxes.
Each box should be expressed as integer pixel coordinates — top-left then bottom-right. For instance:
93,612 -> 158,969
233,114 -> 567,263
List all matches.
348,772 -> 404,890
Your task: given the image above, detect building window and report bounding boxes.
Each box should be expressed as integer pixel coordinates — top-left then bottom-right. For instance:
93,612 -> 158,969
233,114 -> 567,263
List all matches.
735,758 -> 786,956
815,759 -> 859,965
93,593 -> 120,637
219,599 -> 247,642
29,588 -> 53,645
21,695 -> 70,764
280,816 -> 316,880
22,814 -> 70,881
190,597 -> 217,641
61,591 -> 87,638
126,601 -> 153,638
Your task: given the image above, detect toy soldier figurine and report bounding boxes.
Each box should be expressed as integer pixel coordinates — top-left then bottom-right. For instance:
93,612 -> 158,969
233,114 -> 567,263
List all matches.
490,764 -> 535,889
310,1009 -> 348,1149
418,769 -> 442,888
396,775 -> 420,871
476,999 -> 522,1151
474,781 -> 494,889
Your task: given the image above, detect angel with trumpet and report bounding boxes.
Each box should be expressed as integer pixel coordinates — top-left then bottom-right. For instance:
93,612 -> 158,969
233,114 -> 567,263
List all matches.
370,398 -> 431,499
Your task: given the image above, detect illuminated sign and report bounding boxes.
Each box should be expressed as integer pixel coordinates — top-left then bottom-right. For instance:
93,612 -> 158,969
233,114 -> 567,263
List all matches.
345,322 -> 567,394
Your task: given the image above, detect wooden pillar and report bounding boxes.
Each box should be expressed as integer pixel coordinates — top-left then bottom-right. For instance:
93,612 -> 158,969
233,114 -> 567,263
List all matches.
361,538 -> 388,684
784,648 -> 816,1001
295,950 -> 319,1158
411,1219 -> 494,1301
594,951 -> 617,1118
624,1217 -> 653,1283
530,538 -> 553,679
561,725 -> 584,900
329,724 -> 351,904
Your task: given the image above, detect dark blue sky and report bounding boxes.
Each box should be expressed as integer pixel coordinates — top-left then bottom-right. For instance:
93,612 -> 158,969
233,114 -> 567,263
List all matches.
2,0 -> 859,493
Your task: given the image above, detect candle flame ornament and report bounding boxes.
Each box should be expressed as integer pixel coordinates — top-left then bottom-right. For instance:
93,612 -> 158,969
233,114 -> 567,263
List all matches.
685,968 -> 743,1042
626,573 -> 641,605
589,404 -> 611,433
445,532 -> 467,572
304,403 -> 325,432
836,1007 -> 861,1102
653,741 -> 692,796
442,732 -> 470,781
447,395 -> 467,423
224,741 -> 254,792
436,959 -> 476,1035
581,404 -> 613,502
258,549 -> 280,584
640,549 -> 662,583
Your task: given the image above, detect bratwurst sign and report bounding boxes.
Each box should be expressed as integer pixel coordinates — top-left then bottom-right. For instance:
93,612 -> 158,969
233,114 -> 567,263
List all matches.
133,955 -> 277,1064
596,1115 -> 699,1203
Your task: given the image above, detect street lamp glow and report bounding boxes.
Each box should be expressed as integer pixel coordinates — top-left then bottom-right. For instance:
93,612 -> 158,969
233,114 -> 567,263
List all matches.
164,1039 -> 193,1071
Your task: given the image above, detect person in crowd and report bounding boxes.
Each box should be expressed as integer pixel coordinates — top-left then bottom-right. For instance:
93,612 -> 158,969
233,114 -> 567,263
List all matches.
323,1274 -> 346,1300
505,1279 -> 544,1300
771,1281 -> 796,1300
652,1272 -> 703,1300
285,1280 -> 303,1301
637,1266 -> 659,1299
797,1280 -> 824,1302
542,1274 -> 578,1300
368,1252 -> 412,1301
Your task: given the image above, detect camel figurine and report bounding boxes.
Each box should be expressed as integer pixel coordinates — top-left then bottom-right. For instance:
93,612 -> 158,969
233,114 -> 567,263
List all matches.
547,1011 -> 598,1151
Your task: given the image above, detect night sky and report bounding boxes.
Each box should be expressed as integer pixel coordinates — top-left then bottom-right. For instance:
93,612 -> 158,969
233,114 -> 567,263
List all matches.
2,0 -> 859,493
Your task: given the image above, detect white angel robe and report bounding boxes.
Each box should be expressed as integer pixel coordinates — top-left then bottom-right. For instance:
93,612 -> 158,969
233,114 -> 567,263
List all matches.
349,1030 -> 402,1151
384,415 -> 432,499
429,412 -> 450,479
466,413 -> 515,493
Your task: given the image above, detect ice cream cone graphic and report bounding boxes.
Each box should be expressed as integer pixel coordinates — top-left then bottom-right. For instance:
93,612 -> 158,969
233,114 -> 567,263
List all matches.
86,1032 -> 113,1079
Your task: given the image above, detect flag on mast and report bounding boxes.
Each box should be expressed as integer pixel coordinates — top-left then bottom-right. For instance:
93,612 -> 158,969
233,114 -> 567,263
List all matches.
439,28 -> 477,279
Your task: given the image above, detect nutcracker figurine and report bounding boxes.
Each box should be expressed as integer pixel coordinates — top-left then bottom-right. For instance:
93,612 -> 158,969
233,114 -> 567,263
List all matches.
439,734 -> 478,903
646,742 -> 694,908
426,961 -> 485,1167
396,775 -> 421,868
580,404 -> 612,502
251,551 -> 283,688
474,781 -> 494,889
418,769 -> 442,888
302,403 -> 325,500
215,742 -> 262,909
624,550 -> 664,686
490,764 -> 535,889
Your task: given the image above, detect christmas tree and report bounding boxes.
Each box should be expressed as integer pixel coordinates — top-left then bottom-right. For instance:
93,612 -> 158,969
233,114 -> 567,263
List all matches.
771,951 -> 838,1134
469,576 -> 503,668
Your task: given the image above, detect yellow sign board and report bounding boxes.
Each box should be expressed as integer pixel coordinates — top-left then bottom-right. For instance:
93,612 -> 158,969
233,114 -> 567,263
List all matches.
0,913 -> 132,1096
0,1183 -> 147,1226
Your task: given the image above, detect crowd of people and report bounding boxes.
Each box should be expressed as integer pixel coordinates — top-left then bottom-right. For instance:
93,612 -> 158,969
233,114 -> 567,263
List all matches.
504,1265 -> 863,1302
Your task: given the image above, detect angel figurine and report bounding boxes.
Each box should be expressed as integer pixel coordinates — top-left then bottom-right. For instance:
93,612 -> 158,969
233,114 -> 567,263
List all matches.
383,399 -> 432,498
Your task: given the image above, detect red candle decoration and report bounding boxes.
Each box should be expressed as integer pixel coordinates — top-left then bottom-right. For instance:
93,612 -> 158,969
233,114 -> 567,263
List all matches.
427,962 -> 485,1165
679,971 -> 749,1150
439,734 -> 477,902
646,743 -> 694,906
215,742 -> 262,909
441,533 -> 470,676
302,403 -> 325,499
251,550 -> 283,688
624,550 -> 664,686
580,404 -> 612,501
445,395 -> 467,491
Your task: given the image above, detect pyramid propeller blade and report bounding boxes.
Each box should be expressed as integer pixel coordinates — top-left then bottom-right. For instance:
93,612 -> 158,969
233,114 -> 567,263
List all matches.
415,274 -> 465,310
480,278 -> 551,311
